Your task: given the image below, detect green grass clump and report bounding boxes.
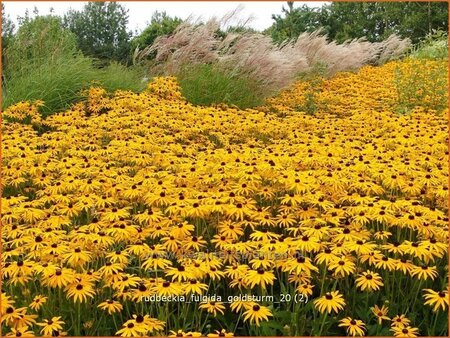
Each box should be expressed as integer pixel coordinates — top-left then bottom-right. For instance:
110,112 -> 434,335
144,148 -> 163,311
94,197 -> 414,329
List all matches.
2,14 -> 146,116
176,63 -> 266,109
3,56 -> 93,115
96,62 -> 147,94
2,57 -> 146,116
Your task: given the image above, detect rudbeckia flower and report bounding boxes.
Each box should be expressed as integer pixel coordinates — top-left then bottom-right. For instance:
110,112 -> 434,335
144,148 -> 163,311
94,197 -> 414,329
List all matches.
313,291 -> 346,314
338,317 -> 366,336
242,303 -> 273,326
422,289 -> 449,312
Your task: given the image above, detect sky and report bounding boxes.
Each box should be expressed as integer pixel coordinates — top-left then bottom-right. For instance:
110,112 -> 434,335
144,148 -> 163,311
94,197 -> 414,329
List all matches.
3,1 -> 328,33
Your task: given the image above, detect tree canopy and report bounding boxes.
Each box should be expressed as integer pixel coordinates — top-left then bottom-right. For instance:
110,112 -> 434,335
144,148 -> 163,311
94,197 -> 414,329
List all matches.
63,2 -> 132,64
267,1 -> 448,44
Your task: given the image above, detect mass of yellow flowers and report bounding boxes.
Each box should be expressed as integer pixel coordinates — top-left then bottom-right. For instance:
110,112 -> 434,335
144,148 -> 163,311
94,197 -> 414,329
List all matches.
1,58 -> 448,337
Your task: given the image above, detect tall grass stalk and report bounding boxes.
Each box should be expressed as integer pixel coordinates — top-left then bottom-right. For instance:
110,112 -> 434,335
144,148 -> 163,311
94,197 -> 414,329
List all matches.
2,56 -> 146,115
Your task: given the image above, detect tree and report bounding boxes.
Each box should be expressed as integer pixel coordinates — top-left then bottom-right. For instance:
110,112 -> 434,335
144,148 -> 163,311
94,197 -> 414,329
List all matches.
131,11 -> 182,57
325,2 -> 448,43
63,2 -> 132,64
2,4 -> 15,51
267,2 -> 448,44
267,2 -> 326,42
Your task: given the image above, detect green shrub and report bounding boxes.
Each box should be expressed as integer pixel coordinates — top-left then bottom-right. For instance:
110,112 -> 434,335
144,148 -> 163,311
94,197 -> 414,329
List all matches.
410,30 -> 448,60
176,63 -> 266,109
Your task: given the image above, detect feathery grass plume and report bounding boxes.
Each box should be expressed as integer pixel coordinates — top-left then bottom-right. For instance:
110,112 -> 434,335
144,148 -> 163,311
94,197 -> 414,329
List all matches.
376,34 -> 412,65
137,8 -> 411,107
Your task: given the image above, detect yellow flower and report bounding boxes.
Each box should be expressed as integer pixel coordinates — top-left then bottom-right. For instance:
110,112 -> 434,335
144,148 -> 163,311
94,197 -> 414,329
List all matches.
242,303 -> 273,326
183,279 -> 209,295
313,291 -> 346,314
391,314 -> 411,328
243,268 -> 276,289
165,265 -> 195,282
355,270 -> 384,291
168,330 -> 201,337
65,280 -> 96,303
328,256 -> 356,277
5,327 -> 36,337
97,299 -> 123,315
153,280 -> 183,297
207,329 -> 234,337
370,304 -> 390,324
37,317 -> 65,336
42,268 -> 76,289
198,301 -> 226,316
338,317 -> 366,336
391,326 -> 419,337
423,289 -> 449,312
116,321 -> 147,337
409,265 -> 438,280
2,55 -> 448,336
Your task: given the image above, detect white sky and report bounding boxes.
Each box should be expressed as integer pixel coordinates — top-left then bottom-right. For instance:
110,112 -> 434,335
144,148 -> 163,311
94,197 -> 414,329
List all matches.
3,1 -> 328,33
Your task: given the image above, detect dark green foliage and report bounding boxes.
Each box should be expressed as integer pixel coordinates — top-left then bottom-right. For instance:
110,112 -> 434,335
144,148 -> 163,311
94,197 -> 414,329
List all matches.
296,63 -> 328,115
266,2 -> 327,42
267,2 -> 448,44
63,2 -> 132,64
325,2 -> 448,44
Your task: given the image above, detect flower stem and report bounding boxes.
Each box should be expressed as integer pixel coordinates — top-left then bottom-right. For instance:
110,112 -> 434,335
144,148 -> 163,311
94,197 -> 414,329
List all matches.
318,312 -> 328,336
77,301 -> 81,336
